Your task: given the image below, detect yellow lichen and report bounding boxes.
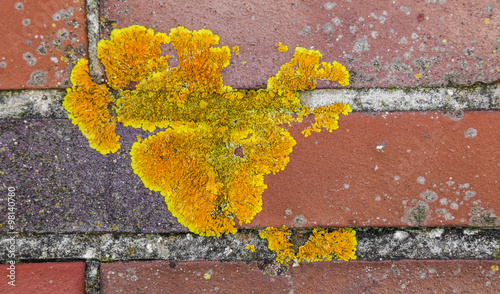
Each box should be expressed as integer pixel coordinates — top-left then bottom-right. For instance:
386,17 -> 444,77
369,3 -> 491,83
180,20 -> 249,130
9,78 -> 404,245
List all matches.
97,25 -> 170,90
259,226 -> 296,264
260,226 -> 357,266
302,103 -> 353,137
278,42 -> 288,52
232,46 -> 240,55
64,25 -> 351,237
245,244 -> 256,252
63,59 -> 120,154
296,228 -> 357,262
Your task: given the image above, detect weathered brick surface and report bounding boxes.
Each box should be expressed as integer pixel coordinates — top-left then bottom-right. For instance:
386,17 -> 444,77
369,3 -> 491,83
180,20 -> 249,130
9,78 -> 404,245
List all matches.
0,262 -> 85,293
1,111 -> 499,233
0,119 -> 186,234
101,0 -> 500,89
249,111 -> 500,229
101,260 -> 500,293
0,0 -> 88,89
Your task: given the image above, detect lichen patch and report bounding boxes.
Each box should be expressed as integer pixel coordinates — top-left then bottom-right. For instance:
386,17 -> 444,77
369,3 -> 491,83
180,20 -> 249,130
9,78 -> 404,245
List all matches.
63,25 -> 351,237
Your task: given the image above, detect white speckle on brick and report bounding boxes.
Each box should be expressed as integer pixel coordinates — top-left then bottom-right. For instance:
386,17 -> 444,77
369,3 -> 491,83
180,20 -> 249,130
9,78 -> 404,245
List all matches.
464,128 -> 478,138
324,2 -> 337,10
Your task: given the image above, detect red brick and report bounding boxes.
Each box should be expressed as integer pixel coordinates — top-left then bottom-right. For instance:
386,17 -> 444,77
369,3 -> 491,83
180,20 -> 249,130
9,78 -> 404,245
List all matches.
101,260 -> 500,293
0,262 -> 85,293
101,0 -> 500,89
245,111 -> 500,228
0,0 -> 88,89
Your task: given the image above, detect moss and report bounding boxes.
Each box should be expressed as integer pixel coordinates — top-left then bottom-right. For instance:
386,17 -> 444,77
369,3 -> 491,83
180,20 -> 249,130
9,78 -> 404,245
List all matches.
63,25 -> 351,237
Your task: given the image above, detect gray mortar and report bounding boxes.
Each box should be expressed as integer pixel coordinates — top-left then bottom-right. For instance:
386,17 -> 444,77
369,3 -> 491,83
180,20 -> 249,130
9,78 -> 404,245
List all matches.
0,231 -> 273,262
1,228 -> 499,262
85,0 -> 105,83
0,84 -> 498,120
357,228 -> 500,261
85,260 -> 100,293
300,83 -> 500,111
0,90 -> 67,118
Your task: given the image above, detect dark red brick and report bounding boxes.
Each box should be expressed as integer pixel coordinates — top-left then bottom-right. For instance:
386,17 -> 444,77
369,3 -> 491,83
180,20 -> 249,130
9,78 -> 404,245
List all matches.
0,0 -> 88,89
248,111 -> 500,229
101,260 -> 500,293
101,0 -> 500,89
2,111 -> 500,233
0,262 -> 85,293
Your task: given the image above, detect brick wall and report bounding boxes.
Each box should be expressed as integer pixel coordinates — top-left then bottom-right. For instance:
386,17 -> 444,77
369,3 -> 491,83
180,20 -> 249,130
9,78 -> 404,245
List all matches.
1,0 -> 499,293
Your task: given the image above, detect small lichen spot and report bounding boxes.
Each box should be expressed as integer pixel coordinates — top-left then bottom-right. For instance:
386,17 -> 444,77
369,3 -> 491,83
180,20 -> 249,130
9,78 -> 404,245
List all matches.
245,244 -> 255,252
464,190 -> 476,201
294,215 -> 307,226
420,190 -> 438,202
278,42 -> 289,52
464,128 -> 477,138
27,70 -> 47,86
232,46 -> 239,55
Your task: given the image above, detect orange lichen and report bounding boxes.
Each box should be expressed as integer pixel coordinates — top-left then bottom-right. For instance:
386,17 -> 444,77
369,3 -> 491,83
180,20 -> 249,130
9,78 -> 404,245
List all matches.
245,244 -> 256,252
64,25 -> 351,236
302,104 -> 353,137
296,228 -> 357,262
63,59 -> 120,154
97,25 -> 170,90
278,42 -> 289,52
260,227 -> 357,266
232,46 -> 240,55
259,226 -> 296,264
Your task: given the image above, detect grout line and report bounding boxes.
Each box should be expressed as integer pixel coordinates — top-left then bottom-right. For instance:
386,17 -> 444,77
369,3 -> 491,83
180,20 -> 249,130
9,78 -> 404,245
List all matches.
85,0 -> 105,83
85,260 -> 101,294
0,83 -> 498,119
300,83 -> 500,112
1,228 -> 499,262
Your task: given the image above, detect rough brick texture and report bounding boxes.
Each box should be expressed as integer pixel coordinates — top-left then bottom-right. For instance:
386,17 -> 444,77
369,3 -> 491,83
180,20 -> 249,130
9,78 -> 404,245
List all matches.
101,0 -> 500,89
1,111 -> 499,233
0,262 -> 86,293
0,0 -> 88,89
101,260 -> 500,293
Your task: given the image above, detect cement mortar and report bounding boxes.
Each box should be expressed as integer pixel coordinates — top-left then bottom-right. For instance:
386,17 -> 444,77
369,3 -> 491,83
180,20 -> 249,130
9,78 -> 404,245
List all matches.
1,228 -> 499,262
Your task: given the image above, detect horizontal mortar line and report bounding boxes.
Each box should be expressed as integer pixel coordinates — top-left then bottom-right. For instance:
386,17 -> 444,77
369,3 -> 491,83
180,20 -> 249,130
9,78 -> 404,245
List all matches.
0,83 -> 499,119
0,228 -> 499,262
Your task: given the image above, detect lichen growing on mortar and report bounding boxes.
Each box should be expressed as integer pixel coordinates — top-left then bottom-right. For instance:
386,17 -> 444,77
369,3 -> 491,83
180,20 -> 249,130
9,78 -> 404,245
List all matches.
63,25 -> 352,238
259,226 -> 357,265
